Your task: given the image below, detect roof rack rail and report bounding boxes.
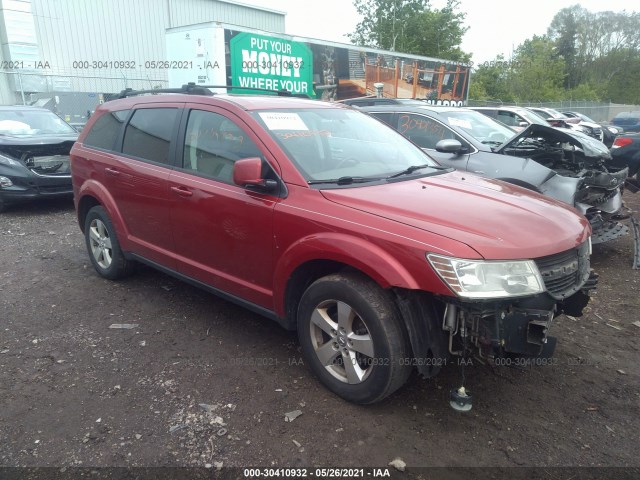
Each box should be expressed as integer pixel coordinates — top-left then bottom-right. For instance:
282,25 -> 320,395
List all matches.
117,83 -> 214,99
198,85 -> 309,98
116,82 -> 309,99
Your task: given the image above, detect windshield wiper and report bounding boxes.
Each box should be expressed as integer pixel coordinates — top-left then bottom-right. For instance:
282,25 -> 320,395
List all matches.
308,176 -> 383,185
387,164 -> 452,179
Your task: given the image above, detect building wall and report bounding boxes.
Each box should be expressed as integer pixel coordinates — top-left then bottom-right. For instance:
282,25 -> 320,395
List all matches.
30,0 -> 284,77
0,0 -> 285,102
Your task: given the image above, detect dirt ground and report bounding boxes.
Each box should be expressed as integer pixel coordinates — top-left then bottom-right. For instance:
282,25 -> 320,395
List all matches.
0,190 -> 638,477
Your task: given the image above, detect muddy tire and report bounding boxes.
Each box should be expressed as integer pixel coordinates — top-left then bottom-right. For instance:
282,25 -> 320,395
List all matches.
297,272 -> 412,404
84,206 -> 134,280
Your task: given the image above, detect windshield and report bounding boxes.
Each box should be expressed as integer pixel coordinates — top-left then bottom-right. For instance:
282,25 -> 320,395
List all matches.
574,112 -> 596,123
252,108 -> 439,182
0,109 -> 76,135
519,109 -> 550,125
444,110 -> 516,145
542,108 -> 566,118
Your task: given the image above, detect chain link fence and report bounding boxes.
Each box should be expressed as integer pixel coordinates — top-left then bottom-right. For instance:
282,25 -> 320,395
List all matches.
0,71 -> 168,129
466,99 -> 640,123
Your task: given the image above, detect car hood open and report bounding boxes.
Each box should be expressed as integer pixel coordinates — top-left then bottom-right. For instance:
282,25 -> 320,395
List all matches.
321,170 -> 590,260
496,123 -> 611,160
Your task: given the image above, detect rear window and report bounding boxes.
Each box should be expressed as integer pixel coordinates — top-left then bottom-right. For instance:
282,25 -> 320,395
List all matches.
614,111 -> 640,119
83,110 -> 130,151
122,108 -> 177,164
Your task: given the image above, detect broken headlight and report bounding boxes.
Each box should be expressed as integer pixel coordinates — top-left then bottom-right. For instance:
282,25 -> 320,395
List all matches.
427,254 -> 545,299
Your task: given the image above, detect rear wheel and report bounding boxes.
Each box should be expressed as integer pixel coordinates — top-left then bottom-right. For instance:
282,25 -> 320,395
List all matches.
297,272 -> 412,404
84,206 -> 134,280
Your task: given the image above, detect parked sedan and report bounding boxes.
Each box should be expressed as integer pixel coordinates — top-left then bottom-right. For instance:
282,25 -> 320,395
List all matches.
612,111 -> 640,133
561,111 -> 620,147
525,107 -> 580,127
469,106 -> 547,131
611,133 -> 640,180
358,104 -> 637,254
0,106 -> 77,212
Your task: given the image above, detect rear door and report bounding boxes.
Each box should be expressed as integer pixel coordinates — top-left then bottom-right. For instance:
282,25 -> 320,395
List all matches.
167,105 -> 280,309
106,103 -> 182,267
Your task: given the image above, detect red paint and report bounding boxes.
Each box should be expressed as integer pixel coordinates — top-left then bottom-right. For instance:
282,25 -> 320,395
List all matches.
72,94 -> 591,318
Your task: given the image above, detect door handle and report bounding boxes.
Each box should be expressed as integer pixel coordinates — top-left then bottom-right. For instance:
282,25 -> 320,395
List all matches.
105,167 -> 120,176
170,186 -> 193,197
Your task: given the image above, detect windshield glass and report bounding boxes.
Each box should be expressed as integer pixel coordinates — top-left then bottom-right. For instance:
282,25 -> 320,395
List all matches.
252,108 -> 439,182
444,109 -> 516,144
0,109 -> 76,135
519,109 -> 550,125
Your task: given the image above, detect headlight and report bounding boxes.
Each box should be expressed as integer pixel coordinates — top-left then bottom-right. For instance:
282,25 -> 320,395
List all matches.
427,254 -> 545,299
0,175 -> 13,187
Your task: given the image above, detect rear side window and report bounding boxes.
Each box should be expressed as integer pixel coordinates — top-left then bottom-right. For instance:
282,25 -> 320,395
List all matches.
83,110 -> 130,151
122,108 -> 177,164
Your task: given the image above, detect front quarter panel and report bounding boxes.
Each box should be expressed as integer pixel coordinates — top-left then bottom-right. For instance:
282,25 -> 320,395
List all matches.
270,185 -> 481,316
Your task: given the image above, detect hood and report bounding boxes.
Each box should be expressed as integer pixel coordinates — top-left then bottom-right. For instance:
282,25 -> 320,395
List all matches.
321,171 -> 590,260
0,133 -> 78,146
497,123 -> 611,160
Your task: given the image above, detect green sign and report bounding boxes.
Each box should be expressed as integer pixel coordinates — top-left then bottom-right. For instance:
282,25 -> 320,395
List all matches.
230,32 -> 314,97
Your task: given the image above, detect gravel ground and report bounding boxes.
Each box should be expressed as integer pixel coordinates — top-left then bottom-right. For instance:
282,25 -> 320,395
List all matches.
0,193 -> 638,478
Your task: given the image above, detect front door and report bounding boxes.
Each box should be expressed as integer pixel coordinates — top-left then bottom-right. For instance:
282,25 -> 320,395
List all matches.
168,106 -> 279,309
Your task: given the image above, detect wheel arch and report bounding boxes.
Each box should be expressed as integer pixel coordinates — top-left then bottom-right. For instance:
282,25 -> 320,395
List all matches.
275,233 -> 422,329
76,181 -> 129,248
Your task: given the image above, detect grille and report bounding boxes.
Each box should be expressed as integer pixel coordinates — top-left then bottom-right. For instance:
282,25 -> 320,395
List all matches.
535,241 -> 590,300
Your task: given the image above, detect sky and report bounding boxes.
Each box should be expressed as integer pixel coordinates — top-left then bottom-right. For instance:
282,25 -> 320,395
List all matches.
241,0 -> 637,63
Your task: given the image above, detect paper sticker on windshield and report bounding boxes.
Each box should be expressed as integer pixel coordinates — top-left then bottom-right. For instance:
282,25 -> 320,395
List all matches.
448,117 -> 472,129
259,112 -> 309,131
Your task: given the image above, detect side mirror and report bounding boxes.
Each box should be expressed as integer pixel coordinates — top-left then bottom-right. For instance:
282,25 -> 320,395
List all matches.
519,121 -> 528,127
435,139 -> 466,154
233,157 -> 278,192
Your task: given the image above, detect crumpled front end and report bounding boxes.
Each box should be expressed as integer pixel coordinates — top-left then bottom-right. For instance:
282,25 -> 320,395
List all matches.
441,240 -> 597,362
0,142 -> 74,208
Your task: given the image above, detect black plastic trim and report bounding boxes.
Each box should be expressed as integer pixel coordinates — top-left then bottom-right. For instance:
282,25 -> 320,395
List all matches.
126,253 -> 286,327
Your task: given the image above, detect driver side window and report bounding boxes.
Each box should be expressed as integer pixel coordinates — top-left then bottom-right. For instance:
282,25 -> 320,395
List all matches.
396,113 -> 460,150
183,110 -> 262,184
497,111 -> 518,127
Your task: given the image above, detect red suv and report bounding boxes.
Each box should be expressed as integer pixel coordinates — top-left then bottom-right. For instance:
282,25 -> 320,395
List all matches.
70,86 -> 595,406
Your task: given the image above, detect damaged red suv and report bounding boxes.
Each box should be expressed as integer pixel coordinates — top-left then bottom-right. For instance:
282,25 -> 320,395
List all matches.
70,85 -> 596,407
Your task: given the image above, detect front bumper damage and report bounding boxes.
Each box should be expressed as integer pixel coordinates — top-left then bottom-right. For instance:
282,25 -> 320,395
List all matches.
442,276 -> 597,363
448,240 -> 597,361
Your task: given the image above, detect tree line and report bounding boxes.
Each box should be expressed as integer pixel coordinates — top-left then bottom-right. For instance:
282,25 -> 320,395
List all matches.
349,2 -> 640,104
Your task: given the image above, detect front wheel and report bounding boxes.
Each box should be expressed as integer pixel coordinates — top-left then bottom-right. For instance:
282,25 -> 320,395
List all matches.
84,206 -> 134,280
297,272 -> 412,404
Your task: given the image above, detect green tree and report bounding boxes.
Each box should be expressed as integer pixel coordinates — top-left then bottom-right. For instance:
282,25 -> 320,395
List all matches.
548,5 -> 640,103
468,55 -> 515,102
508,36 -> 565,101
349,0 -> 470,61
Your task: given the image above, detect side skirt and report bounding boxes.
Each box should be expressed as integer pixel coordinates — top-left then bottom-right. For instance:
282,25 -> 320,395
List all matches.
126,253 -> 291,329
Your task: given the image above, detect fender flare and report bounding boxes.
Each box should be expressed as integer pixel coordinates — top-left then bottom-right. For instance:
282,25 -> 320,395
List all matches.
77,180 -> 131,250
272,233 -> 421,316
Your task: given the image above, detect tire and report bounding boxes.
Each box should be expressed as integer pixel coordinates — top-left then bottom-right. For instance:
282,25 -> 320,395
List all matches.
84,206 -> 134,280
297,272 -> 412,404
